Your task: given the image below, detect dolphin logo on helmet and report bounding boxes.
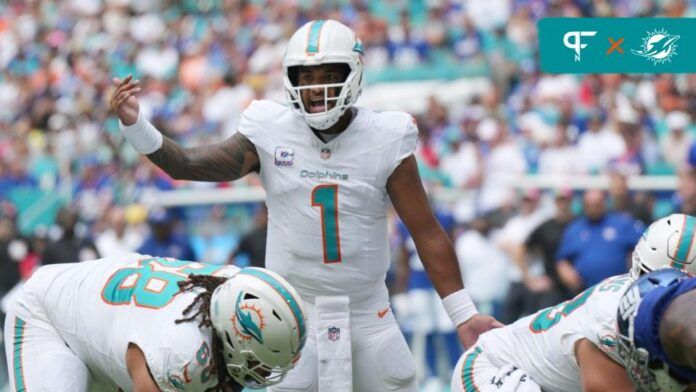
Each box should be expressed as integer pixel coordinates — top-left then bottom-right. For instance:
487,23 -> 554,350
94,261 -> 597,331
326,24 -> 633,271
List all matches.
210,267 -> 307,388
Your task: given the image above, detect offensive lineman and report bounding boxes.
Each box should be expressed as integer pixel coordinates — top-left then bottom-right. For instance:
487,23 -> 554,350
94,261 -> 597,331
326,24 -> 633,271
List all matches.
452,213 -> 696,392
110,19 -> 499,391
4,253 -> 306,391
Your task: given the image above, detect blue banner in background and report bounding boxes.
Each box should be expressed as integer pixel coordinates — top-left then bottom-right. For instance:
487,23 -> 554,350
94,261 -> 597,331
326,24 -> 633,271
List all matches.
539,18 -> 696,73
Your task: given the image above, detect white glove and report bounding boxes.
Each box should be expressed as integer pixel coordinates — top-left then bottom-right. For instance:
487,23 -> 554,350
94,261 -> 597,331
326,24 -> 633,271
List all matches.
486,364 -> 541,392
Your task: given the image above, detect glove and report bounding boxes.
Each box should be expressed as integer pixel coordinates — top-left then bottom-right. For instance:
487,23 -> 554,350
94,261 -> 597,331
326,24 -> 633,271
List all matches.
486,364 -> 541,392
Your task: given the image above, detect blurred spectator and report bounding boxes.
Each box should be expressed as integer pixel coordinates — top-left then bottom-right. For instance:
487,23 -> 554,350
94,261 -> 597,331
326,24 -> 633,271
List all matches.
675,167 -> 696,215
556,190 -> 643,293
494,189 -> 549,323
577,111 -> 626,174
0,157 -> 37,198
388,11 -> 429,69
137,208 -> 195,260
537,123 -> 581,175
455,215 -> 509,318
477,118 -> 527,213
662,111 -> 693,170
467,0 -> 511,31
451,16 -> 484,62
229,204 -> 267,268
191,205 -> 238,265
41,206 -> 99,265
95,206 -> 144,257
608,171 -> 653,224
522,189 -> 575,312
439,120 -> 482,223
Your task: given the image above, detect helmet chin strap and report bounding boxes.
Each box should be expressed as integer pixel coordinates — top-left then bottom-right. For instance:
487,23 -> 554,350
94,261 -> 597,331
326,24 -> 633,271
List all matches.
310,107 -> 356,141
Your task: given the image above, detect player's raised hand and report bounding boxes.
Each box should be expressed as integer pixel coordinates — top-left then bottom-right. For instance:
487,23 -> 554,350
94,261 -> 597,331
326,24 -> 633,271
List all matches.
110,75 -> 141,126
457,314 -> 504,349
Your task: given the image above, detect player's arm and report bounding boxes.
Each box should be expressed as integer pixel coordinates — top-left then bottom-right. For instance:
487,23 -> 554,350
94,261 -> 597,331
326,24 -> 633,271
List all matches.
659,288 -> 696,370
110,75 -> 260,182
387,155 -> 502,348
146,133 -> 260,182
557,259 -> 583,293
387,155 -> 462,297
575,338 -> 634,392
556,226 -> 583,293
126,343 -> 161,392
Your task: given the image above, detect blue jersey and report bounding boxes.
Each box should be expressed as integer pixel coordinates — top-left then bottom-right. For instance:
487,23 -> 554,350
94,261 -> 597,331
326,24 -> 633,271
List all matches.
556,212 -> 643,287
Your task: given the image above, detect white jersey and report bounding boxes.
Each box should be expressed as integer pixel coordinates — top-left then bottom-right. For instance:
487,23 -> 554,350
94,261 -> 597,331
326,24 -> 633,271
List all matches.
238,100 -> 417,302
21,253 -> 238,391
477,274 -> 632,392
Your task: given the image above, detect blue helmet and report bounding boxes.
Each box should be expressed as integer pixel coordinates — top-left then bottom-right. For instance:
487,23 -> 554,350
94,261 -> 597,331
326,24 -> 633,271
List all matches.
616,268 -> 694,392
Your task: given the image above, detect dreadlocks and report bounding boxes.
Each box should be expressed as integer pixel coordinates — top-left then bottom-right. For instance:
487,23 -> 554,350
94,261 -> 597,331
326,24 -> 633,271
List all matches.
176,274 -> 237,392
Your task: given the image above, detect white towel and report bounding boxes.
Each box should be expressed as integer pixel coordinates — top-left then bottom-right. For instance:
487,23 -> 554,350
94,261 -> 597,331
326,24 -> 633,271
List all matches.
316,296 -> 352,392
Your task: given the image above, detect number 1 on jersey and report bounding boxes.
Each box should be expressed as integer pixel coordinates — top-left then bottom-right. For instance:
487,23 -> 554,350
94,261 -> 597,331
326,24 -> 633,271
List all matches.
312,184 -> 342,263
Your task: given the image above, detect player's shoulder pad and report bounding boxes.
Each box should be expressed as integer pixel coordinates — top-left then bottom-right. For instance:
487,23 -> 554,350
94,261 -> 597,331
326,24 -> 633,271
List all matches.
366,109 -> 419,174
363,109 -> 419,157
238,99 -> 288,140
367,109 -> 418,138
244,99 -> 287,119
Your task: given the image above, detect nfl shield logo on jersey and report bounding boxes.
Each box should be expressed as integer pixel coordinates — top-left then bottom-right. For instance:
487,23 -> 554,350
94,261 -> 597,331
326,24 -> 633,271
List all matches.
328,326 -> 340,342
320,147 -> 331,160
275,146 -> 295,167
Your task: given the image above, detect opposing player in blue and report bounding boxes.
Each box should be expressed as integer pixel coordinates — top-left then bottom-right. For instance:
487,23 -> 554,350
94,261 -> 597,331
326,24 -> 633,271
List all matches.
110,19 -> 499,391
3,253 -> 306,391
617,268 -> 696,392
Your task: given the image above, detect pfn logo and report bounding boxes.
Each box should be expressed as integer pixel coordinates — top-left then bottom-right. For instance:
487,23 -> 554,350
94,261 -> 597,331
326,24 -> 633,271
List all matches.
563,31 -> 597,62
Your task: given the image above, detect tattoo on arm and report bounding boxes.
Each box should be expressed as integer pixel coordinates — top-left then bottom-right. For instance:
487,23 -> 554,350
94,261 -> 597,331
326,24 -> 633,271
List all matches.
146,133 -> 260,182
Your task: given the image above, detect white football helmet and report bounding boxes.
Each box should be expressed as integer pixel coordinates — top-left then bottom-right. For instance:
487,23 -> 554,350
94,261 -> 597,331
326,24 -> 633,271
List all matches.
283,19 -> 364,130
631,214 -> 696,278
210,267 -> 307,388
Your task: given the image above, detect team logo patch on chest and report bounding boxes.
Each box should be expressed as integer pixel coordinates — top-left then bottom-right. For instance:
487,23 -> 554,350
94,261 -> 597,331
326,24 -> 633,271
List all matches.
275,147 -> 295,167
320,147 -> 331,160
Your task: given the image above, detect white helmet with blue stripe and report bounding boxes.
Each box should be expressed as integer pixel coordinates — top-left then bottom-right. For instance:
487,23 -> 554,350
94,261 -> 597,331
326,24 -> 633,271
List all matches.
210,267 -> 307,388
283,19 -> 364,130
632,214 -> 696,278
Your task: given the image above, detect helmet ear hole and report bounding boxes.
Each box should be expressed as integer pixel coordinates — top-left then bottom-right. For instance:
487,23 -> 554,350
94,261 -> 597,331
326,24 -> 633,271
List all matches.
272,309 -> 282,321
287,66 -> 299,87
244,293 -> 259,300
336,63 -> 351,82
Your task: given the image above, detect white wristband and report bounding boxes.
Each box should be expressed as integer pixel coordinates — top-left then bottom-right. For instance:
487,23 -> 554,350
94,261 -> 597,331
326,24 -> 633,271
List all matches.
118,111 -> 163,154
442,288 -> 479,327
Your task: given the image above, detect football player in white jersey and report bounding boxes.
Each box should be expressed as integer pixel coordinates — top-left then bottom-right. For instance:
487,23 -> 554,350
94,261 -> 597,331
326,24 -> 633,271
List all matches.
451,213 -> 696,392
110,19 -> 499,391
3,253 -> 306,391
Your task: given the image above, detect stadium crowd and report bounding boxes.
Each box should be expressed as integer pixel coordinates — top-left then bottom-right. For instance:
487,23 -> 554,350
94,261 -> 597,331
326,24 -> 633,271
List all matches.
1,0 -> 695,390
